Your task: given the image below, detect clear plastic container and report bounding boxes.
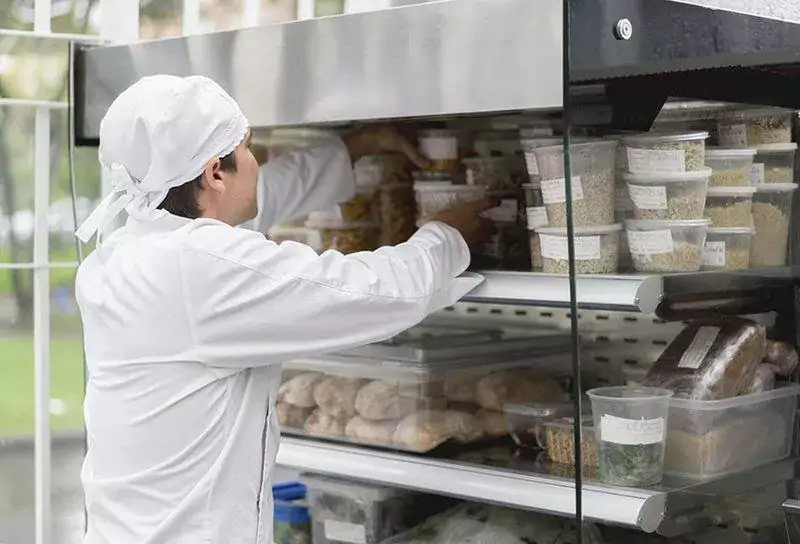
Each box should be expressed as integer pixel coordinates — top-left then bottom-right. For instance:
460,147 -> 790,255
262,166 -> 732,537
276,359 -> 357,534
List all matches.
418,128 -> 459,173
622,132 -> 709,174
751,183 -> 796,267
354,156 -> 385,188
413,182 -> 485,217
540,415 -> 598,467
337,185 -> 379,223
522,184 -> 548,271
504,401 -> 575,449
463,156 -> 514,190
379,183 -> 416,246
478,219 -> 530,271
536,224 -> 622,274
411,171 -> 455,184
624,168 -> 711,220
532,140 -> 617,227
305,217 -> 380,254
705,148 -> 756,187
752,143 -> 797,184
625,219 -> 710,273
704,186 -> 755,228
717,108 -> 793,147
701,226 -> 754,270
274,483 -> 313,544
304,473 -> 447,544
664,384 -> 800,480
520,137 -> 562,183
588,386 -> 674,487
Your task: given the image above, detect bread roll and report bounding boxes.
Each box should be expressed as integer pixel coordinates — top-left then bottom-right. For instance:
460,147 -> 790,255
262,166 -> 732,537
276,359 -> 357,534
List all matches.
313,376 -> 363,418
278,372 -> 324,408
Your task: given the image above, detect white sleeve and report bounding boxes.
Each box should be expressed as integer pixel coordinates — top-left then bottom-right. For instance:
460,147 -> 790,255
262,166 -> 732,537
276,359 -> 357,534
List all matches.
255,137 -> 356,232
180,220 -> 481,369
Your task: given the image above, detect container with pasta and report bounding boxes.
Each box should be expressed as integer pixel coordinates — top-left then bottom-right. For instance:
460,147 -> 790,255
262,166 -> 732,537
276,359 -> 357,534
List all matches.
379,182 -> 416,246
418,128 -> 459,173
305,216 -> 379,254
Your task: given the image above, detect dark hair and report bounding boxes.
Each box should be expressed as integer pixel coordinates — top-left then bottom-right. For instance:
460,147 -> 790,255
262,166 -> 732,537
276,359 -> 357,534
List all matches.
158,151 -> 238,219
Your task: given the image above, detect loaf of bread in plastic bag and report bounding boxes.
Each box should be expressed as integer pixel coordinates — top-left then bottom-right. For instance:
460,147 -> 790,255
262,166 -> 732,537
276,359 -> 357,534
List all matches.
643,317 -> 766,400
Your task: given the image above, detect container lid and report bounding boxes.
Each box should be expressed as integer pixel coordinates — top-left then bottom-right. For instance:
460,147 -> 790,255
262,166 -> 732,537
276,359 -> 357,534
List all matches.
521,182 -> 541,190
419,128 -> 458,138
413,182 -> 485,194
622,131 -> 709,144
718,107 -> 792,121
274,501 -> 310,524
305,216 -> 379,229
670,383 -> 800,411
536,223 -> 623,236
707,226 -> 755,235
705,148 -> 757,158
504,401 -> 575,418
520,137 -> 563,149
540,414 -> 595,431
754,143 -> 798,154
625,218 -> 711,230
462,156 -> 508,168
587,385 -> 674,402
273,481 -> 307,501
706,186 -> 757,197
519,126 -> 555,139
754,182 -> 798,193
623,167 -> 712,184
533,139 -> 618,155
412,171 -> 456,183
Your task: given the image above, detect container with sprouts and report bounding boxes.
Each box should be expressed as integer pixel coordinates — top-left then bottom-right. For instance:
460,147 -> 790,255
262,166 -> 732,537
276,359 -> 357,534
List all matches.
750,183 -> 797,267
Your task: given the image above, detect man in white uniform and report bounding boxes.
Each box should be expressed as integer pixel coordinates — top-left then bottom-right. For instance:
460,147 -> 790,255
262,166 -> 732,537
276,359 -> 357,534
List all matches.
74,75 -> 492,544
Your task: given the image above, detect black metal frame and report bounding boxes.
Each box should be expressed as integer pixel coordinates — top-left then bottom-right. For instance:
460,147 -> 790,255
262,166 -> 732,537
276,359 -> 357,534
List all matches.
72,45 -> 100,147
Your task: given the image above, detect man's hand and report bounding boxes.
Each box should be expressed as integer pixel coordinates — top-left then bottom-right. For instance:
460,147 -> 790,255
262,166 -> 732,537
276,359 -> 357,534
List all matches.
419,197 -> 499,247
343,126 -> 430,169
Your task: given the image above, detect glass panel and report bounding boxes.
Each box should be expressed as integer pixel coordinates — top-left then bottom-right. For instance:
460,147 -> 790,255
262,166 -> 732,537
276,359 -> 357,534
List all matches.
0,39 -> 69,101
50,0 -> 102,35
139,0 -> 182,40
0,2 -> 34,31
0,270 -> 34,543
0,107 -> 35,264
260,0 -> 297,24
315,0 -> 344,17
200,0 -> 243,32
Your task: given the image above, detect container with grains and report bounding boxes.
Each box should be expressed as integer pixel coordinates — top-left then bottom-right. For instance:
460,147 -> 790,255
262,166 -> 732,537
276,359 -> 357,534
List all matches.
522,183 -> 549,270
752,143 -> 797,185
717,108 -> 793,147
540,415 -> 598,467
623,131 -> 709,174
462,156 -> 515,190
625,219 -> 710,273
413,182 -> 486,218
704,186 -> 756,228
520,137 -> 562,183
624,168 -> 711,220
750,183 -> 796,267
705,148 -> 757,187
701,227 -> 754,271
418,128 -> 459,173
305,216 -> 380,254
379,183 -> 416,246
532,140 -> 617,227
536,224 -> 622,275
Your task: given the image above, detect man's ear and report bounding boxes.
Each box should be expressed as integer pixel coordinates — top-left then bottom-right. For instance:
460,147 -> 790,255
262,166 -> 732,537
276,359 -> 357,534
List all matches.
201,158 -> 226,193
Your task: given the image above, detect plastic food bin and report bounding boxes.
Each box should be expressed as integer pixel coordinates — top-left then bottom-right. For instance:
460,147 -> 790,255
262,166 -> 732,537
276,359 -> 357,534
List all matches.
354,156 -> 385,188
704,186 -> 756,228
624,168 -> 711,220
664,384 -> 800,480
336,185 -> 379,223
540,415 -> 598,467
413,182 -> 485,217
504,401 -> 575,450
622,132 -> 709,174
379,183 -> 416,246
751,183 -> 796,267
705,148 -> 756,187
701,227 -> 754,271
625,219 -> 710,273
717,108 -> 793,147
305,217 -> 379,254
588,386 -> 673,487
520,137 -> 562,183
274,482 -> 312,544
304,473 -> 448,544
532,140 -> 617,227
752,143 -> 797,184
418,129 -> 459,173
536,224 -> 622,274
463,156 -> 514,190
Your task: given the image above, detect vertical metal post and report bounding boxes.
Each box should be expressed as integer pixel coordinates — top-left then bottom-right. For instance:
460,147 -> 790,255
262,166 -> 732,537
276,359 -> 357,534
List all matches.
33,106 -> 51,544
183,0 -> 202,34
243,0 -> 261,27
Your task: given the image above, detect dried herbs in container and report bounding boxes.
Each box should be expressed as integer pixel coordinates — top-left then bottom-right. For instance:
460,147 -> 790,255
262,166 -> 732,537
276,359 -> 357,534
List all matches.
597,439 -> 666,487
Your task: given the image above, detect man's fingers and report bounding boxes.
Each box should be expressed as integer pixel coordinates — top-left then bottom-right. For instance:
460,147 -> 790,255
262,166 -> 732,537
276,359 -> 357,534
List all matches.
463,196 -> 502,214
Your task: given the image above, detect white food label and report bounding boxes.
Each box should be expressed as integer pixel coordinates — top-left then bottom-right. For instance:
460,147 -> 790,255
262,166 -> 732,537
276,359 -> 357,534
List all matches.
526,206 -> 549,228
419,137 -> 457,160
627,184 -> 668,210
481,199 -> 518,222
678,326 -> 721,370
626,229 -> 674,255
717,123 -> 747,147
701,241 -> 726,267
750,163 -> 765,185
483,233 -> 502,258
601,414 -> 665,445
540,176 -> 584,204
539,234 -> 601,261
524,151 -> 539,176
324,521 -> 367,544
627,147 -> 686,174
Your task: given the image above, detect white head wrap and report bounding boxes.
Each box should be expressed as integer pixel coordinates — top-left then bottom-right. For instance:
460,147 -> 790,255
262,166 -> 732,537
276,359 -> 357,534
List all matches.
75,75 -> 249,243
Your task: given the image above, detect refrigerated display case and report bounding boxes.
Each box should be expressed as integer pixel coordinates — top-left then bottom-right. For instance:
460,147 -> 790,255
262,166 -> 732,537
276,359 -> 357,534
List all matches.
71,0 -> 800,541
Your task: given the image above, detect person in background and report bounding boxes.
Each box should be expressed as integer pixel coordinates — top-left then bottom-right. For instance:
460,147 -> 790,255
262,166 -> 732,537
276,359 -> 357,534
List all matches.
74,75 -> 493,544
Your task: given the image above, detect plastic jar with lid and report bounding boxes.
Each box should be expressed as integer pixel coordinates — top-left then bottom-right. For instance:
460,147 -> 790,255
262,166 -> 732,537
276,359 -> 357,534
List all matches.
535,224 -> 622,275
705,148 -> 757,187
717,108 -> 793,147
701,227 -> 754,270
305,216 -> 380,254
624,168 -> 710,220
463,156 -> 514,190
752,143 -> 797,184
354,155 -> 385,187
520,137 -> 562,183
625,219 -> 710,273
751,183 -> 797,267
532,140 -> 617,227
704,186 -> 756,228
418,128 -> 459,173
622,132 -> 709,174
413,182 -> 486,217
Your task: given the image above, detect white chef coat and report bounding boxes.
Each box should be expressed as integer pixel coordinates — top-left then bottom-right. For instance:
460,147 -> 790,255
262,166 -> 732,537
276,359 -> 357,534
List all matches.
76,137 -> 481,544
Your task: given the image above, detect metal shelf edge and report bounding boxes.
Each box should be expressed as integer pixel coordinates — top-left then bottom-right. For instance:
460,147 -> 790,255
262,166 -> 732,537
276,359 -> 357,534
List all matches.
276,437 -> 665,532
